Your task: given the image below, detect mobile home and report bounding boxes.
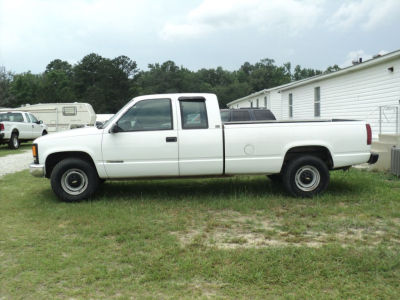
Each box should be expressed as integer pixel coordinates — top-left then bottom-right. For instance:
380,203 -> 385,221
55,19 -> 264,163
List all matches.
0,103 -> 96,132
228,49 -> 400,137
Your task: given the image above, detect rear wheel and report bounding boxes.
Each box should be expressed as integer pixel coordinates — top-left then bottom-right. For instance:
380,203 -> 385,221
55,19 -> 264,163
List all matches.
282,155 -> 329,197
8,133 -> 19,149
50,158 -> 100,202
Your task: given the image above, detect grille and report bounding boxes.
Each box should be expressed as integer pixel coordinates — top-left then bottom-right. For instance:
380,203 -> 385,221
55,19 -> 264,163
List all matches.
391,147 -> 400,176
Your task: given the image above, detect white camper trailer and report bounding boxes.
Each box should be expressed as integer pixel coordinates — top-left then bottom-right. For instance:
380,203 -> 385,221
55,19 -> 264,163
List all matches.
0,103 -> 96,132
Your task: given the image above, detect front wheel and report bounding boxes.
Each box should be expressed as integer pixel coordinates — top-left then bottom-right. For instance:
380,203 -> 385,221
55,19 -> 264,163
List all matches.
282,155 -> 329,197
50,158 -> 100,202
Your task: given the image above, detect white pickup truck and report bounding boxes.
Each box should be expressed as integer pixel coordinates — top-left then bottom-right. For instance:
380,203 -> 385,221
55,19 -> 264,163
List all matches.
29,93 -> 378,201
0,111 -> 48,149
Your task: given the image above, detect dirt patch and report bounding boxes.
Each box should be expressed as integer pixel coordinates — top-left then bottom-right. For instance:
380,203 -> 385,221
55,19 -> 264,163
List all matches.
171,210 -> 399,249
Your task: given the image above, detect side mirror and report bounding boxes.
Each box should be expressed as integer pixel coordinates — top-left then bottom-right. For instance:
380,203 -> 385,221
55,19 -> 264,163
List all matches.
38,120 -> 43,124
110,123 -> 120,133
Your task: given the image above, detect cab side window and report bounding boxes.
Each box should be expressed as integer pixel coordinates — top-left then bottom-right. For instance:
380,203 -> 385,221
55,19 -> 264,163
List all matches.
179,99 -> 208,129
117,98 -> 172,132
13,113 -> 24,122
29,114 -> 39,123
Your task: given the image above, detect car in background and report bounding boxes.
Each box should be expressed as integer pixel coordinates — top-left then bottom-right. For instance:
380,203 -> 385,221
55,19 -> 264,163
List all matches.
220,108 -> 276,122
0,111 -> 48,149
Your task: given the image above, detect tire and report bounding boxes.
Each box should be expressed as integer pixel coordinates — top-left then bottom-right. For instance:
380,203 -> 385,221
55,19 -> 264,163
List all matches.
8,133 -> 20,149
42,130 -> 48,136
267,174 -> 282,182
50,158 -> 100,202
282,155 -> 329,197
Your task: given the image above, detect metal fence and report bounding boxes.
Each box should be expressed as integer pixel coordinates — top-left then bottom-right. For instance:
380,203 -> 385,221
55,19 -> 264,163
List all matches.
379,105 -> 400,135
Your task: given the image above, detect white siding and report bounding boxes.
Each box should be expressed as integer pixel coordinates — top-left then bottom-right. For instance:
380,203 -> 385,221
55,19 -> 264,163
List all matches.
228,89 -> 283,119
281,58 -> 400,135
270,90 -> 282,119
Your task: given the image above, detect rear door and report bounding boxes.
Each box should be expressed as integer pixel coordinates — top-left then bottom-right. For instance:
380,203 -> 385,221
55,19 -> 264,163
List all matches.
177,96 -> 223,176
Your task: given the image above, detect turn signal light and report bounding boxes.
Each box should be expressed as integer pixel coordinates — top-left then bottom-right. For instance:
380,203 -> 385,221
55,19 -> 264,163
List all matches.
32,144 -> 38,163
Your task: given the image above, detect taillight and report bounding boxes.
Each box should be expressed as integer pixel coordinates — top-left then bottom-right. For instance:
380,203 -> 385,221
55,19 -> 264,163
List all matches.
0,123 -> 4,131
366,124 -> 372,145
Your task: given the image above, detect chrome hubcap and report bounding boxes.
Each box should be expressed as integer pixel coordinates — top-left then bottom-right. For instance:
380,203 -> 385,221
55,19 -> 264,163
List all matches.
61,169 -> 88,195
295,165 -> 320,192
13,137 -> 18,147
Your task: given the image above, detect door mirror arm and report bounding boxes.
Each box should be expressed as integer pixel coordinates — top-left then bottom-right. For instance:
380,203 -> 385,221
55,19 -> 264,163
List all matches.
110,123 -> 120,133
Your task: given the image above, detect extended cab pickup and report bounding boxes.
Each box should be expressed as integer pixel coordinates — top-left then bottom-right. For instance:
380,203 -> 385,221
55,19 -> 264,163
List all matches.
0,111 -> 48,149
30,93 -> 378,201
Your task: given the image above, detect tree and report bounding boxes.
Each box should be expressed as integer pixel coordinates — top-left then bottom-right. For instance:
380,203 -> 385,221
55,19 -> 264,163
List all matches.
324,64 -> 341,74
73,53 -> 138,113
9,71 -> 43,106
292,65 -> 323,81
0,66 -> 15,107
41,59 -> 75,102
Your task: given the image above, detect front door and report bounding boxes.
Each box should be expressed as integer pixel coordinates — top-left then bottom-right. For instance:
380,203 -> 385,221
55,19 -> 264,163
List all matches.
102,98 -> 179,178
28,113 -> 43,138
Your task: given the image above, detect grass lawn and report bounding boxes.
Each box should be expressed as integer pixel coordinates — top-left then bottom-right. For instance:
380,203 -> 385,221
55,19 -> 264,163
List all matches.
0,142 -> 32,157
1,169 -> 400,299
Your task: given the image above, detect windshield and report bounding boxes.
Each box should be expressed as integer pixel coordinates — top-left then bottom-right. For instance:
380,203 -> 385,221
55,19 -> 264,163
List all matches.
99,100 -> 133,129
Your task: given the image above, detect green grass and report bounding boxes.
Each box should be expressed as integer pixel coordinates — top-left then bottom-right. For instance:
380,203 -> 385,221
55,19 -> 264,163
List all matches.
0,142 -> 32,157
1,169 -> 400,299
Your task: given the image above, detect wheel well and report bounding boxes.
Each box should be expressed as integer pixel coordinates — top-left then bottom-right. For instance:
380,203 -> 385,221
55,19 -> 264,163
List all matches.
45,151 -> 97,178
12,129 -> 19,136
281,146 -> 333,172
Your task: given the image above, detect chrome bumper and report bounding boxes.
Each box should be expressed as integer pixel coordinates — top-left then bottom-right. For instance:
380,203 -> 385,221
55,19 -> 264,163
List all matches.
29,163 -> 45,177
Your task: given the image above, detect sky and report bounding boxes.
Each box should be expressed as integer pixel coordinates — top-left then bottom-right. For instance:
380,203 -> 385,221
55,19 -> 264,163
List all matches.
0,0 -> 400,74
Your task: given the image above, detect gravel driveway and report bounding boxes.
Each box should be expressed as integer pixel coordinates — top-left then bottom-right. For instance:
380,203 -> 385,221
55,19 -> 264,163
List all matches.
0,151 -> 33,178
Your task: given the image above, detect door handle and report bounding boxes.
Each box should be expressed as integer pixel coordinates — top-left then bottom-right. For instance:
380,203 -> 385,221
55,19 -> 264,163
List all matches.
166,137 -> 177,142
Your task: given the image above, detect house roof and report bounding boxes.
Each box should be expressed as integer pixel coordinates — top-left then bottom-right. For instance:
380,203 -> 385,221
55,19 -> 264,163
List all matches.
227,48 -> 400,106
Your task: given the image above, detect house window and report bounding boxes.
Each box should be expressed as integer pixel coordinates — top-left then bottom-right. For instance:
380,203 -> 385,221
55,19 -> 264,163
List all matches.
264,96 -> 268,108
288,93 -> 293,118
256,99 -> 259,108
250,101 -> 253,108
63,106 -> 77,116
314,87 -> 320,117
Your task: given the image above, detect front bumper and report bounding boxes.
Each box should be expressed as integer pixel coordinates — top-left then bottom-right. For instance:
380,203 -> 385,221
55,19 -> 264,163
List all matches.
368,152 -> 379,164
29,163 -> 45,177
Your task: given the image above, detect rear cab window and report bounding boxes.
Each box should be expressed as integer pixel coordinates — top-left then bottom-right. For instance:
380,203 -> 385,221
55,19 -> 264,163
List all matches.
220,110 -> 231,122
